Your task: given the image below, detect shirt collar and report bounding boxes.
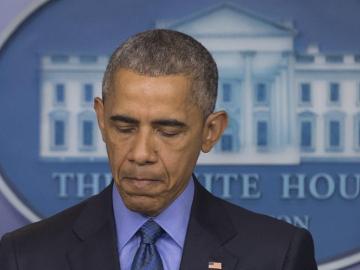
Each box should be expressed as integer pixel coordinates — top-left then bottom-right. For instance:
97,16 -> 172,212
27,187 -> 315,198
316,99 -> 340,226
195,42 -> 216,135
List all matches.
112,177 -> 194,251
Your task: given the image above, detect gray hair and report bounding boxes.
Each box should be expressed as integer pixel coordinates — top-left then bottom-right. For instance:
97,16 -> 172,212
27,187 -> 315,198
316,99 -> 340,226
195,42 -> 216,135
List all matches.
102,29 -> 218,117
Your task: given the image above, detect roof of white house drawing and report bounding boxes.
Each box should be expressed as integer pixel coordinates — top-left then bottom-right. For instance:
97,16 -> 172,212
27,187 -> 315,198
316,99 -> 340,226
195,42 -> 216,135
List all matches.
156,2 -> 296,38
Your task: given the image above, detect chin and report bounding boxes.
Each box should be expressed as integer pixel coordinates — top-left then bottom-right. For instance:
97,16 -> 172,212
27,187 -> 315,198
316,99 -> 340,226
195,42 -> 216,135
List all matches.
123,195 -> 163,217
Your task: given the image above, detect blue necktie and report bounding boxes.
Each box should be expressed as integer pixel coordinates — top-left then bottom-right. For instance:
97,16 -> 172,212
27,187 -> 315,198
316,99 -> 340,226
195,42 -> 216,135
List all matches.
131,219 -> 165,270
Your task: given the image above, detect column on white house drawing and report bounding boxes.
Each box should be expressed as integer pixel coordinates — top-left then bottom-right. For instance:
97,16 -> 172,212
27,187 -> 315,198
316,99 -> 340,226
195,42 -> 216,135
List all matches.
285,52 -> 296,146
280,64 -> 288,144
242,51 -> 255,153
273,73 -> 282,148
270,77 -> 277,148
270,53 -> 295,152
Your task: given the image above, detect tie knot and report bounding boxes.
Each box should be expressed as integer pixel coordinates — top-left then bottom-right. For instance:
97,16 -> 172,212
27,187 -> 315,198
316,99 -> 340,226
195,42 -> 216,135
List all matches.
139,219 -> 164,244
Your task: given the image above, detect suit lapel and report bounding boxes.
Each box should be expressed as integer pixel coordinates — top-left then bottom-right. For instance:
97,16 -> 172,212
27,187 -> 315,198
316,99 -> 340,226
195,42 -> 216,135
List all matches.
180,177 -> 239,270
64,178 -> 239,270
66,184 -> 120,270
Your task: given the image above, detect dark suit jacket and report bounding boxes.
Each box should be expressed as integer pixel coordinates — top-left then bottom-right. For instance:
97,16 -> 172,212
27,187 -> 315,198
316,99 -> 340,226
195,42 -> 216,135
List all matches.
0,179 -> 317,270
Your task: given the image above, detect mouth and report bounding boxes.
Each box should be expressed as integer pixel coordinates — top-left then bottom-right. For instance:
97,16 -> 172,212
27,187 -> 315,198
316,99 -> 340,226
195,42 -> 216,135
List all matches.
122,176 -> 162,189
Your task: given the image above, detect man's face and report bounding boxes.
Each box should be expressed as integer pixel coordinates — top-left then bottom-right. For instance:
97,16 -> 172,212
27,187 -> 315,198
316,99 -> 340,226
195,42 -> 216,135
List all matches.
95,69 -> 219,216
95,69 -> 226,216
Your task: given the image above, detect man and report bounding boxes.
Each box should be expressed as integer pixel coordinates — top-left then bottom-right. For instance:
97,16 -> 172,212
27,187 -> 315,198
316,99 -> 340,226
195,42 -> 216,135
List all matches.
0,29 -> 317,270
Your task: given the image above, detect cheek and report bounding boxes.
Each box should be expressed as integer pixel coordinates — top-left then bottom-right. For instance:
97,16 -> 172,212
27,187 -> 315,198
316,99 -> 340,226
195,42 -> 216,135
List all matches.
158,136 -> 201,181
104,131 -> 130,170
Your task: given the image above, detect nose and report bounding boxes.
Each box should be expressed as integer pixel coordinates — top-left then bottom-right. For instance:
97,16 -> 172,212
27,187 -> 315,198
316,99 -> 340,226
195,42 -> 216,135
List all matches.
128,129 -> 157,165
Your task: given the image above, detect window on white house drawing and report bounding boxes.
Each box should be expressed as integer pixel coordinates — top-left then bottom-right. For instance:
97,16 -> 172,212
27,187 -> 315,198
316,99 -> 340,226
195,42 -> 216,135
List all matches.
54,83 -> 65,105
325,111 -> 344,152
299,83 -> 311,105
328,82 -> 340,105
254,82 -> 269,106
49,110 -> 69,151
298,112 -> 316,152
78,111 -> 96,151
223,83 -> 232,102
83,83 -> 94,104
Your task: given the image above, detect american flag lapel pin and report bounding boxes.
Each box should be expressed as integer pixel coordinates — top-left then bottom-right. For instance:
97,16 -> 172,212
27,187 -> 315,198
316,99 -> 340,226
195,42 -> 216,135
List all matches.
208,261 -> 222,269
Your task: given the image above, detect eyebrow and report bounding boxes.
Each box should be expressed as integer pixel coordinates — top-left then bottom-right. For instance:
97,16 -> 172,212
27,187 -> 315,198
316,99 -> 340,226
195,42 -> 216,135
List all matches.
110,114 -> 187,128
152,119 -> 187,128
110,115 -> 139,124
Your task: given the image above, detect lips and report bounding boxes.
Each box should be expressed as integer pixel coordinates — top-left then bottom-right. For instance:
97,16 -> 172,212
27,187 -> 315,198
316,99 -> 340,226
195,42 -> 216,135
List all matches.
122,176 -> 162,190
123,176 -> 160,181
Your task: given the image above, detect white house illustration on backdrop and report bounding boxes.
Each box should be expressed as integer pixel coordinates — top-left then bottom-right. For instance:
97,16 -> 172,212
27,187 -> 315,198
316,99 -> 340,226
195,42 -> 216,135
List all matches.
39,3 -> 360,164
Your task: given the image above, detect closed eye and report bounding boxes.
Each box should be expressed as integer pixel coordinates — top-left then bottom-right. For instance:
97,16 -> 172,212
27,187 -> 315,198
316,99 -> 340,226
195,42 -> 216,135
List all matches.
115,126 -> 136,133
160,130 -> 180,137
158,128 -> 183,137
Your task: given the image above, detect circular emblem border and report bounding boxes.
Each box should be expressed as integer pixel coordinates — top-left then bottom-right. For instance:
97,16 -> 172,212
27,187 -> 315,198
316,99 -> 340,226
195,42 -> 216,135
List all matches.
0,1 -> 358,269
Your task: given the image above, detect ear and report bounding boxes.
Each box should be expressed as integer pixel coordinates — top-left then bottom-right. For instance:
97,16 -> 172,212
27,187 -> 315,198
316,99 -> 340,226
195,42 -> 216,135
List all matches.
94,97 -> 106,142
201,111 -> 228,153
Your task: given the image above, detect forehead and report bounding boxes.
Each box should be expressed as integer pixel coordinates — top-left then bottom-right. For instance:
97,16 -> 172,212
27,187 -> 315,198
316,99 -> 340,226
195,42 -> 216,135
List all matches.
113,68 -> 191,92
107,69 -> 199,118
